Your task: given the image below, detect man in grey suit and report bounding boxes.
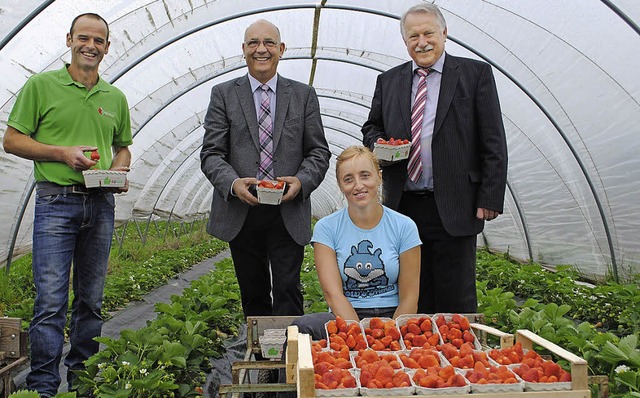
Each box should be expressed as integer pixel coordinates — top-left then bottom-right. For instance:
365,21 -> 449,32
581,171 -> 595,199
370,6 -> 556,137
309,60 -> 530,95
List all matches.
362,4 -> 508,313
200,19 -> 330,318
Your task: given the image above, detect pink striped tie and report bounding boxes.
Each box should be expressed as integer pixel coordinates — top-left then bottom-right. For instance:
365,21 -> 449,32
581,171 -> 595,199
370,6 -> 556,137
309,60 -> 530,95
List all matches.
408,68 -> 429,184
257,84 -> 274,180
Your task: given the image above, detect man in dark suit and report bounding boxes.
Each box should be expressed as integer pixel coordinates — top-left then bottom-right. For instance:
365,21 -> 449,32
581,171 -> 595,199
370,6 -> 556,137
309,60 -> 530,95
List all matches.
362,3 -> 508,313
200,19 -> 330,318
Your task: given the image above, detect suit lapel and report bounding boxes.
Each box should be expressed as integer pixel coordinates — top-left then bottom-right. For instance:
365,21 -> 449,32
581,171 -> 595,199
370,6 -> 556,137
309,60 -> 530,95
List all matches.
434,53 -> 460,136
235,75 -> 261,150
399,62 -> 413,138
273,75 -> 290,150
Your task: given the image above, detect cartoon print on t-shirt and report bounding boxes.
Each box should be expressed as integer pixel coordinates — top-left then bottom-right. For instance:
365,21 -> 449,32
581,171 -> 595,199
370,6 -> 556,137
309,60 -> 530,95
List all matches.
343,240 -> 393,298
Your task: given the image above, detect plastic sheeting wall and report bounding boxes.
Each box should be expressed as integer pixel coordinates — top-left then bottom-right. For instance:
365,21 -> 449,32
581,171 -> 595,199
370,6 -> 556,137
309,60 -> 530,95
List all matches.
1,0 -> 639,279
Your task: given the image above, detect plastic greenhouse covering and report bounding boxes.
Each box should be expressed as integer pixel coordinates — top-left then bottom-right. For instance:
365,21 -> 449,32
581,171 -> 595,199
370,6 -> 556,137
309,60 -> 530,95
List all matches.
1,0 -> 639,281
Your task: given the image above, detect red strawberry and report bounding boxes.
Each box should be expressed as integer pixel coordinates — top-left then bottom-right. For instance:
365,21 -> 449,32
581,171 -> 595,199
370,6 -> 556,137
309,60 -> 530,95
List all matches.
90,150 -> 100,161
258,180 -> 275,189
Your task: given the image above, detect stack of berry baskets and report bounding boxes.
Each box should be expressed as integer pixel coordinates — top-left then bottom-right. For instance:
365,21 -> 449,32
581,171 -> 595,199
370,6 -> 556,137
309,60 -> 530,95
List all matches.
258,328 -> 286,359
488,342 -> 573,391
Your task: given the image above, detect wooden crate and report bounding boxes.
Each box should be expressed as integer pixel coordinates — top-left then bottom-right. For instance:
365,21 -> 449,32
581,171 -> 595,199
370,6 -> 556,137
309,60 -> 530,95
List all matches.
290,322 -> 590,398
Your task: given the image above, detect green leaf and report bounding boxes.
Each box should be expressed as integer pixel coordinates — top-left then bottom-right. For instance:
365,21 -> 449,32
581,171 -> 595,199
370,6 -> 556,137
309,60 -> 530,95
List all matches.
532,317 -> 549,332
615,371 -> 640,392
117,351 -> 141,366
155,302 -> 178,315
599,341 -> 630,365
159,340 -> 188,368
598,335 -> 640,368
619,335 -> 639,355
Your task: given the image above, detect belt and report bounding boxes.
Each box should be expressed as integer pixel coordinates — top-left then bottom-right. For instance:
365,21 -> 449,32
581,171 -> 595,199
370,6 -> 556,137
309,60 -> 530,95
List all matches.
403,190 -> 434,197
36,181 -> 101,196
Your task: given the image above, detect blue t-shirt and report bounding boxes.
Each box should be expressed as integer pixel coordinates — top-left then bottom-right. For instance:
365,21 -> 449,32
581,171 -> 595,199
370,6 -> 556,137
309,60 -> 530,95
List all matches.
311,206 -> 421,309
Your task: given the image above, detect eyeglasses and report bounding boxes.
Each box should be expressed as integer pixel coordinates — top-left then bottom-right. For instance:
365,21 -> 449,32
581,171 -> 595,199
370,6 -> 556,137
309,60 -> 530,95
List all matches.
244,39 -> 279,49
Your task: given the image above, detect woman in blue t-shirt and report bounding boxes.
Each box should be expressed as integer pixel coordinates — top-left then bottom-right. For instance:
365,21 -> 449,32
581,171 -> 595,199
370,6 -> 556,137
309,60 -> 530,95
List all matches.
289,145 -> 422,339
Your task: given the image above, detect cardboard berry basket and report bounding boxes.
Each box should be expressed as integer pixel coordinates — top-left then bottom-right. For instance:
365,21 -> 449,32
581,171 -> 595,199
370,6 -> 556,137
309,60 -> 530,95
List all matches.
82,169 -> 127,188
351,350 -> 401,369
373,142 -> 411,162
432,313 -> 483,350
508,363 -> 572,392
324,318 -> 366,352
396,348 -> 448,369
461,364 -> 525,394
315,368 -> 359,397
288,319 -> 590,398
407,368 -> 470,395
259,328 -> 287,359
360,317 -> 405,351
256,180 -> 286,205
396,313 -> 442,349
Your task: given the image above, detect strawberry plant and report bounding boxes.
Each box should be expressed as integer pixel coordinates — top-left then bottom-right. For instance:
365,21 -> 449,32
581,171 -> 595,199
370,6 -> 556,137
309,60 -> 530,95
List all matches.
301,244 -> 328,313
476,249 -> 640,397
477,250 -> 640,336
596,335 -> 640,397
0,221 -> 228,328
74,258 -> 242,397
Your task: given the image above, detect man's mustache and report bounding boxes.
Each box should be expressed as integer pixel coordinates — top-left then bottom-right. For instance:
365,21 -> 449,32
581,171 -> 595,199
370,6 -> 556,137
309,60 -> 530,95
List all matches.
414,45 -> 434,53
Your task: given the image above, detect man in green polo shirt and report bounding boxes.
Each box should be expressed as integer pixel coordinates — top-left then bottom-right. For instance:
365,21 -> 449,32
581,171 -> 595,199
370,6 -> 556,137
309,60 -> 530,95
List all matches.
3,13 -> 132,397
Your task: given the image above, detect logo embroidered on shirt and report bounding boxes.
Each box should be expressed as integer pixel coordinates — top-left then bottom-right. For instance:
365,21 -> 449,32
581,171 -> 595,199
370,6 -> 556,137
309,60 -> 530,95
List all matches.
97,107 -> 115,118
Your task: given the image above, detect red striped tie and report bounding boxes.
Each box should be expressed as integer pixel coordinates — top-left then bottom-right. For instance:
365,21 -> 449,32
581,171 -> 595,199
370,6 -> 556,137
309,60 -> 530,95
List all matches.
408,68 -> 429,184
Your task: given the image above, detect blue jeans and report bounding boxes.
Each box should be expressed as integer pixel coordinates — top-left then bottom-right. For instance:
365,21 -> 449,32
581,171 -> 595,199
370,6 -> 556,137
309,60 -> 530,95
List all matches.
27,190 -> 115,397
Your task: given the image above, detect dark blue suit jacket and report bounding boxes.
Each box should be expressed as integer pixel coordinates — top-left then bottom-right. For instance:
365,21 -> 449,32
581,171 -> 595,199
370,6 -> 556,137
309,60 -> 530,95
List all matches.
362,54 -> 508,237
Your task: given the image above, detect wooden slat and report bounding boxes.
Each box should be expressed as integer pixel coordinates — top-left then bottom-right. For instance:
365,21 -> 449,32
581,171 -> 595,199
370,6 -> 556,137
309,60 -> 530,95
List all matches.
0,318 -> 21,359
516,329 -> 588,391
218,382 -> 296,394
297,333 -> 315,398
471,322 -> 514,348
286,325 -> 299,384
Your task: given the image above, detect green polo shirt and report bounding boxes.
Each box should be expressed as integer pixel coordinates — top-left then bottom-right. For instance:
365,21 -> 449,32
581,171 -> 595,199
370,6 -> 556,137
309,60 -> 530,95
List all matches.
8,65 -> 133,185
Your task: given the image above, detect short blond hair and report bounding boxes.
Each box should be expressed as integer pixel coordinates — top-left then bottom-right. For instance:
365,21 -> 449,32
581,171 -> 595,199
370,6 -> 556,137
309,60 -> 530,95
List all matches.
335,146 -> 383,201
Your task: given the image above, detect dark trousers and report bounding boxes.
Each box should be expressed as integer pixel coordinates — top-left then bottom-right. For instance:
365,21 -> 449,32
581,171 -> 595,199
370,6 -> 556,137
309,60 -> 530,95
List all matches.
229,205 -> 304,317
398,192 -> 478,313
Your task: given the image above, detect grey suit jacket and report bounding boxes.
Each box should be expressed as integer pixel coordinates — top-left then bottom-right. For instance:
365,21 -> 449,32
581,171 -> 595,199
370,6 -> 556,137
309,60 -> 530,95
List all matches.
200,74 -> 330,245
362,54 -> 508,237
